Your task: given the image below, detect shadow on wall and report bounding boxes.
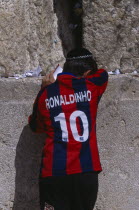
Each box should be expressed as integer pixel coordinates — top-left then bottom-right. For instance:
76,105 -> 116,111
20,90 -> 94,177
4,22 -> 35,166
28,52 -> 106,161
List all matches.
13,125 -> 46,210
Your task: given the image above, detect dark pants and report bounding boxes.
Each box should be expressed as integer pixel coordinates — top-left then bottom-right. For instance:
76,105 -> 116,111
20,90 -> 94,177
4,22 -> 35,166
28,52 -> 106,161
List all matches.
39,172 -> 98,210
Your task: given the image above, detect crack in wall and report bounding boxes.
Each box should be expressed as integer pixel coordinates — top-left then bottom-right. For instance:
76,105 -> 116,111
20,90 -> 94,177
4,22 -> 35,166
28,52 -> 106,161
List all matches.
53,0 -> 83,56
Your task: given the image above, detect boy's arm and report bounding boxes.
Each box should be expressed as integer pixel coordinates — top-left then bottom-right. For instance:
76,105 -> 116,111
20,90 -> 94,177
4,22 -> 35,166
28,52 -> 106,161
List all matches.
87,69 -> 108,95
28,88 -> 45,133
28,70 -> 55,133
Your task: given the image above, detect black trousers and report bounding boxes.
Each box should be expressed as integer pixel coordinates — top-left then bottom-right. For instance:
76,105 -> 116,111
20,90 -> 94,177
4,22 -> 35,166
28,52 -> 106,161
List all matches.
39,172 -> 98,210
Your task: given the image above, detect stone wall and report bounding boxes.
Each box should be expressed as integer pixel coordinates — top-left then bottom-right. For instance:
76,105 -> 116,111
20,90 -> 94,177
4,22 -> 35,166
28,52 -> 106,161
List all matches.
83,0 -> 139,72
0,0 -> 139,209
0,0 -> 139,76
0,75 -> 139,210
0,0 -> 64,77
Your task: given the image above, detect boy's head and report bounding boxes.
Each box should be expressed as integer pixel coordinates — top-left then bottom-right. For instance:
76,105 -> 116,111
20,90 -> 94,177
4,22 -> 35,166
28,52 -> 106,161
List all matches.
63,48 -> 98,77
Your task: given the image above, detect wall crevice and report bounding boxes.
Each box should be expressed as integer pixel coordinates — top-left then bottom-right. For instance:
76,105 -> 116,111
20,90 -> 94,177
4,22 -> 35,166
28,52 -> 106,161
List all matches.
53,0 -> 83,56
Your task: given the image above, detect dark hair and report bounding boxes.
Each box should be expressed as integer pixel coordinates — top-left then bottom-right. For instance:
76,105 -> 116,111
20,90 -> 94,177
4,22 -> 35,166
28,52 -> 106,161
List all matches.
63,48 -> 98,76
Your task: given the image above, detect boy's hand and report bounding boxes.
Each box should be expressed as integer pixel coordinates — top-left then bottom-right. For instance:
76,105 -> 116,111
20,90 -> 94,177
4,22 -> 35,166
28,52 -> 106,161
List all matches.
41,70 -> 55,88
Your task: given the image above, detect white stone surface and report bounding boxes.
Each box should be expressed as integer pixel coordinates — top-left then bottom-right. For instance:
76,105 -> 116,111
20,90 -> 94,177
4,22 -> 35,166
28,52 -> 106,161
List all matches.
83,0 -> 139,73
1,0 -> 139,76
0,0 -> 64,77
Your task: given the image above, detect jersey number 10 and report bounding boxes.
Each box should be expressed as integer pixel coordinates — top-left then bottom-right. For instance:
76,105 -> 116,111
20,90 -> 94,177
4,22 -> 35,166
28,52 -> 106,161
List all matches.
54,111 -> 89,142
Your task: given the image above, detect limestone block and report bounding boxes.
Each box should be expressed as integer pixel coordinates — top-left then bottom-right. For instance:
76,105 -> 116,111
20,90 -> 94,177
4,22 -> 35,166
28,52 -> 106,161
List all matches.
0,78 -> 45,210
0,75 -> 139,209
95,75 -> 139,210
0,0 -> 64,77
83,0 -> 139,73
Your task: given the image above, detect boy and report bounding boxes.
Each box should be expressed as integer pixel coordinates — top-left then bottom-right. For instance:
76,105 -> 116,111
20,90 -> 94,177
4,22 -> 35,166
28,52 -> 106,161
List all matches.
29,48 -> 108,210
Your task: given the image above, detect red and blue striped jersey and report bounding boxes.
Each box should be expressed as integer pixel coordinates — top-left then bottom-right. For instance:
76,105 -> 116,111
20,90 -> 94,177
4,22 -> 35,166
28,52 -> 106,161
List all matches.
29,69 -> 108,177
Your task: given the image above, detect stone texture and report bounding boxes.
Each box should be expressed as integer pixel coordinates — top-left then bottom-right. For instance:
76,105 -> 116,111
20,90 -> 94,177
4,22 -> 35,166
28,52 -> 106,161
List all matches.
83,0 -> 139,73
95,74 -> 139,210
1,0 -> 139,76
0,75 -> 139,209
0,78 -> 46,210
0,0 -> 64,77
